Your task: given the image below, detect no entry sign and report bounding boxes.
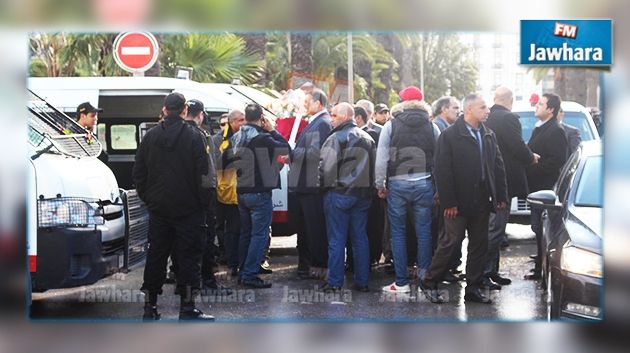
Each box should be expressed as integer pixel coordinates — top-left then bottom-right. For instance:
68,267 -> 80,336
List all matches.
113,32 -> 159,73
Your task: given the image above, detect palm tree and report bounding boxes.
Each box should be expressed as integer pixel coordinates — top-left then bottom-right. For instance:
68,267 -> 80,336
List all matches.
290,33 -> 313,89
160,33 -> 264,84
241,33 -> 267,85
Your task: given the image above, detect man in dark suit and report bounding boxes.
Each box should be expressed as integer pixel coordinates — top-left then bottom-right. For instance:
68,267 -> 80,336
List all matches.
558,108 -> 582,156
287,88 -> 333,279
525,93 -> 568,280
419,93 -> 508,304
484,87 -> 539,288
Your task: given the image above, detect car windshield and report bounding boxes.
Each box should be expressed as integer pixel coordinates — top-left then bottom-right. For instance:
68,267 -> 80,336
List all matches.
516,111 -> 595,143
574,156 -> 603,208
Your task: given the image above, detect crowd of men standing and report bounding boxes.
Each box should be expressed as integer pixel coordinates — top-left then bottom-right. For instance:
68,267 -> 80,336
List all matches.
130,82 -> 575,320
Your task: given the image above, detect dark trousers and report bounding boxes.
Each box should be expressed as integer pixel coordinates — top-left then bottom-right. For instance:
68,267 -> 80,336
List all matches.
530,205 -> 544,273
425,208 -> 490,291
141,211 -> 205,295
367,194 -> 385,263
216,201 -> 240,269
294,192 -> 328,268
484,208 -> 509,277
289,193 -> 311,273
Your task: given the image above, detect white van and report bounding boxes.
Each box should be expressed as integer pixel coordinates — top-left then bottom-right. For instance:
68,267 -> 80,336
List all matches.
27,91 -> 144,292
510,101 -> 600,216
29,77 -> 296,236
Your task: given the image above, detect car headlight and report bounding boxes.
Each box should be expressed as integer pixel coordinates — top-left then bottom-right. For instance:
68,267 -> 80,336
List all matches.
560,245 -> 603,278
38,198 -> 104,228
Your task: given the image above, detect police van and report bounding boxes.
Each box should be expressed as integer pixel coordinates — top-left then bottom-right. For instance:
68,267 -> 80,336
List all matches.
27,91 -> 147,293
28,77 -> 296,236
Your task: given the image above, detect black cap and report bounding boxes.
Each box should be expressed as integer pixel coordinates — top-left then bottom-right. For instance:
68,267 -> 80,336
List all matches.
375,103 -> 389,113
187,99 -> 207,118
164,92 -> 186,111
76,102 -> 103,115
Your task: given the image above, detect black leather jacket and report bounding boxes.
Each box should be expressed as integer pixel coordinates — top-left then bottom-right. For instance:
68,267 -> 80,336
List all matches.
319,120 -> 376,199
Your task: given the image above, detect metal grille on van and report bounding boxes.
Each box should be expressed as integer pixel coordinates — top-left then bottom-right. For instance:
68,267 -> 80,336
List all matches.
121,189 -> 149,269
28,93 -> 102,158
517,198 -> 531,212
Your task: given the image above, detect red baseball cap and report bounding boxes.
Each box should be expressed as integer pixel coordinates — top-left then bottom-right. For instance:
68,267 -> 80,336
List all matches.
399,86 -> 423,102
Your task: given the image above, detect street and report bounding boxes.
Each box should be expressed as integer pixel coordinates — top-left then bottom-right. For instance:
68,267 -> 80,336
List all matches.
31,222 -> 546,322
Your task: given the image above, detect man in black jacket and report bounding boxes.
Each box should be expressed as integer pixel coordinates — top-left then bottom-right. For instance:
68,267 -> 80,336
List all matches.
525,93 -> 568,280
319,102 -> 376,292
230,104 -> 290,288
483,87 -> 539,288
419,93 -> 508,304
558,108 -> 582,156
288,88 -> 333,279
133,93 -> 214,321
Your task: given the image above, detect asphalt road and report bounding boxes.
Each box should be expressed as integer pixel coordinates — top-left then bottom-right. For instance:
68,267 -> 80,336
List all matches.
30,222 -> 546,322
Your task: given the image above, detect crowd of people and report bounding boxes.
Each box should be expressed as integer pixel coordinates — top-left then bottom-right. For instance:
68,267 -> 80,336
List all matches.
129,82 -> 576,320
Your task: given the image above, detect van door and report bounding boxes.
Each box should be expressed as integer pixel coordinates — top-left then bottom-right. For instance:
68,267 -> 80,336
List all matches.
97,92 -> 167,189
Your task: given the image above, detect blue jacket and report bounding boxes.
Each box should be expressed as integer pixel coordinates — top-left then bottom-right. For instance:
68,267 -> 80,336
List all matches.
228,123 -> 290,194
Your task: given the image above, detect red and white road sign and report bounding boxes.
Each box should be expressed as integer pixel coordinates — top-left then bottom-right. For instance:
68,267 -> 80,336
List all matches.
113,32 -> 159,73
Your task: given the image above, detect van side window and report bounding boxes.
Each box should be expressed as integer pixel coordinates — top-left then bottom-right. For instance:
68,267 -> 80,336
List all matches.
111,125 -> 137,150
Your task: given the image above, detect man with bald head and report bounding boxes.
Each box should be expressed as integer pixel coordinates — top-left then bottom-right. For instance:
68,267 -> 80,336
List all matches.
483,86 -> 538,288
319,102 -> 376,292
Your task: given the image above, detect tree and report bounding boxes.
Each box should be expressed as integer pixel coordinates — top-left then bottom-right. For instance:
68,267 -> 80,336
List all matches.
418,33 -> 478,104
265,32 -> 291,91
289,33 -> 313,89
29,32 -> 128,77
159,33 -> 264,84
241,33 -> 267,85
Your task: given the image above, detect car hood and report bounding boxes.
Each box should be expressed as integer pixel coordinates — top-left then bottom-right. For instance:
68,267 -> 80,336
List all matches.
566,206 -> 602,254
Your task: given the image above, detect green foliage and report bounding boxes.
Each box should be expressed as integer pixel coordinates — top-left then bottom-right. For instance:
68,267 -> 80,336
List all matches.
160,33 -> 264,84
407,33 -> 479,104
264,32 -> 291,91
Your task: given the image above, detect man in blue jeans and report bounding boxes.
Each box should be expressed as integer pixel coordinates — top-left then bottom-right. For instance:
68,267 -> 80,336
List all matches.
375,86 -> 441,293
319,102 -> 376,292
229,103 -> 290,288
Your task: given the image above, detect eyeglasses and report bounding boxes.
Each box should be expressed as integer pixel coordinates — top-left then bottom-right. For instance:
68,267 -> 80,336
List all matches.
220,122 -> 227,126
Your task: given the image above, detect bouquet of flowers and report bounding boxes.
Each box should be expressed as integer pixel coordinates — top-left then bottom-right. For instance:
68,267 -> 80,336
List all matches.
267,89 -> 308,142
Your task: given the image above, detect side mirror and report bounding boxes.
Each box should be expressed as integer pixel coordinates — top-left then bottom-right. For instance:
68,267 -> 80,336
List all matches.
527,190 -> 562,210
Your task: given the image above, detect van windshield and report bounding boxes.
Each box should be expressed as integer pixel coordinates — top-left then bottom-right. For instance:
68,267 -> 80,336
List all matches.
516,111 -> 595,143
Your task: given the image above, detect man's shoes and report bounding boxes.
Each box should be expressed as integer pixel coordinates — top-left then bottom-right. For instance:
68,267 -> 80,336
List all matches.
529,254 -> 538,260
142,304 -> 161,321
464,288 -> 492,304
442,271 -> 462,283
500,239 -> 510,248
481,277 -> 502,291
524,272 -> 542,280
351,283 -> 369,292
418,280 -> 445,304
179,308 -> 215,321
490,274 -> 512,285
382,282 -> 411,293
320,283 -> 342,293
241,277 -> 272,289
259,266 -> 273,275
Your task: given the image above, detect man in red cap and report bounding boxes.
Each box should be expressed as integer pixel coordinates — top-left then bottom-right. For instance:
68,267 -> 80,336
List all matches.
376,85 -> 441,293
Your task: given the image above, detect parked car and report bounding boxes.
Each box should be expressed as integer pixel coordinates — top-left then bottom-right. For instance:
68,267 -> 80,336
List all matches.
527,140 -> 603,321
511,101 -> 600,216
